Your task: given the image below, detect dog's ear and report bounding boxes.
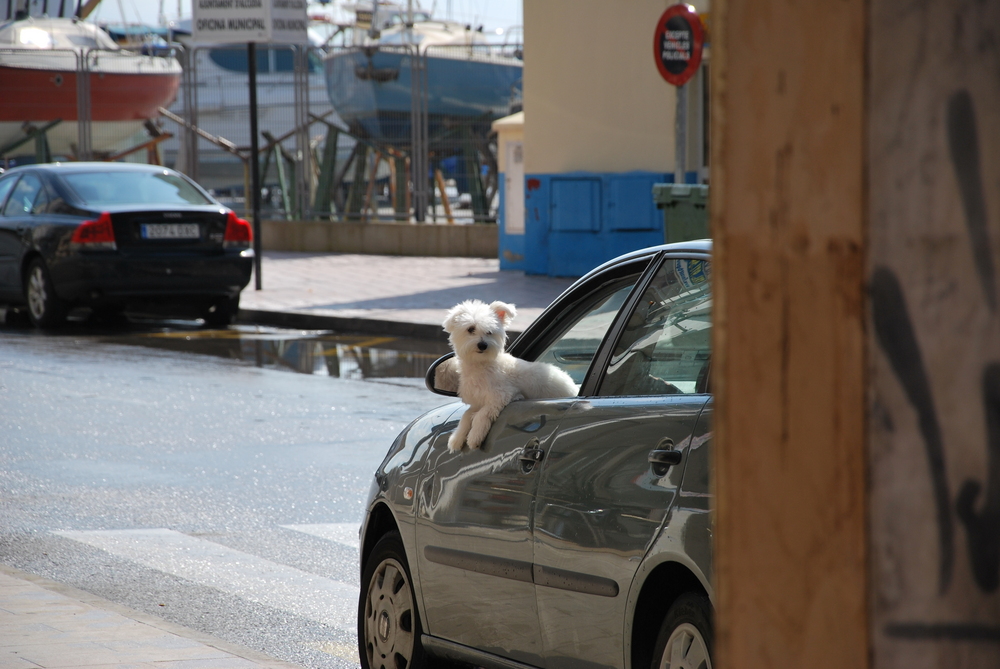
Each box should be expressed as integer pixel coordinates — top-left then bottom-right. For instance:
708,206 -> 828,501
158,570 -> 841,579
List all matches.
489,301 -> 517,327
443,300 -> 479,332
442,303 -> 463,332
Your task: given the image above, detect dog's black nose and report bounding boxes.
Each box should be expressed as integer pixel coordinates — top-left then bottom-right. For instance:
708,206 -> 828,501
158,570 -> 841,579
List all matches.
477,341 -> 488,352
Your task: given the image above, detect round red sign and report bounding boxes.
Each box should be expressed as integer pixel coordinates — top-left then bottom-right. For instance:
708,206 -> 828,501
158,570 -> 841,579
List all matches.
653,4 -> 705,87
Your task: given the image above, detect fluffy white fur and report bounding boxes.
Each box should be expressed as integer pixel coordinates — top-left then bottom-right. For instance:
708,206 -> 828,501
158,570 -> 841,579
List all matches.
442,299 -> 578,451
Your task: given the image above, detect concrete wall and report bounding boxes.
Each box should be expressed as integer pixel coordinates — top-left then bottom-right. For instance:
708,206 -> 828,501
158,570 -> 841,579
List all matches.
261,220 -> 497,258
867,1 -> 1000,666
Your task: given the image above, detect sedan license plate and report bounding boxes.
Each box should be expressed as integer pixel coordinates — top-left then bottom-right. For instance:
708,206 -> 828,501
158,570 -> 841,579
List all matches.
141,223 -> 200,240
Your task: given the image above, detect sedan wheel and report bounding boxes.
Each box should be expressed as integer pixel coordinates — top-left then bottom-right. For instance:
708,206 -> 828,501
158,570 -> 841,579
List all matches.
652,593 -> 713,669
25,259 -> 68,328
359,531 -> 425,669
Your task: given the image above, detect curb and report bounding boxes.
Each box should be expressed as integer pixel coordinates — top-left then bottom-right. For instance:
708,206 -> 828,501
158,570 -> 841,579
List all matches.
238,309 -> 526,342
237,309 -> 449,341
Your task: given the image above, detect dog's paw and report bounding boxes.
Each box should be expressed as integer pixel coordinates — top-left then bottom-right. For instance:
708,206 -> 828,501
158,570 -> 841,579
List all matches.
466,429 -> 486,450
447,433 -> 465,452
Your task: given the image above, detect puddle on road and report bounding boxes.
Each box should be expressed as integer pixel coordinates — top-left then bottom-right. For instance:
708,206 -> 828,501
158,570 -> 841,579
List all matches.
108,326 -> 451,381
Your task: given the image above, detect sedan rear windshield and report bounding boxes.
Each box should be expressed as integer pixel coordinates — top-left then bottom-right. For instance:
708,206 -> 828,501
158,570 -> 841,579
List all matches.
63,171 -> 215,207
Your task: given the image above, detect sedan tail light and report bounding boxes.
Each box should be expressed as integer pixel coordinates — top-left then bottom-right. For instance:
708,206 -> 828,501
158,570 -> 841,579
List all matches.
71,212 -> 117,250
224,211 -> 253,249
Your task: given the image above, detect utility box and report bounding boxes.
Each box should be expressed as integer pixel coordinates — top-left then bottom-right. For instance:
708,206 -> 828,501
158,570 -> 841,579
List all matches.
524,171 -> 671,276
653,183 -> 709,243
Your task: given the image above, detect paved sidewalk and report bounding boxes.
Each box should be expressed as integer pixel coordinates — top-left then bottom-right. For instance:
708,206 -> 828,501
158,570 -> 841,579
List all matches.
0,565 -> 297,669
238,252 -> 578,339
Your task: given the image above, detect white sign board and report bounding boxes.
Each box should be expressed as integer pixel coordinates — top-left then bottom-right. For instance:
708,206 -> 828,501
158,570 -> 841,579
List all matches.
193,0 -> 308,44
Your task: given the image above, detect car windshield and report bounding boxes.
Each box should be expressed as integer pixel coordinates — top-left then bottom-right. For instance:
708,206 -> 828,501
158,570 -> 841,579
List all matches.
63,171 -> 214,207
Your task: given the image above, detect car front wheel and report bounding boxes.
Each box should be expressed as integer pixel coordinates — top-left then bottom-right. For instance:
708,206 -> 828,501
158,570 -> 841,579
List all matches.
25,258 -> 68,328
651,592 -> 713,669
359,531 -> 425,669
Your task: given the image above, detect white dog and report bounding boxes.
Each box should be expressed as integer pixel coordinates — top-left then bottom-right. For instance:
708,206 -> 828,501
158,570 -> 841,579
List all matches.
442,300 -> 578,451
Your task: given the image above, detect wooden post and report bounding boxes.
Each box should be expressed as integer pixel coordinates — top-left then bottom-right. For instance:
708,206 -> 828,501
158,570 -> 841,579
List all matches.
712,0 -> 869,666
435,168 -> 455,224
362,151 -> 382,222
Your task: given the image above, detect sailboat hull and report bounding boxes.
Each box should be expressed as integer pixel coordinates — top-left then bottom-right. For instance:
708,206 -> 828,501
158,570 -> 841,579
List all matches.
0,17 -> 182,157
324,47 -> 522,145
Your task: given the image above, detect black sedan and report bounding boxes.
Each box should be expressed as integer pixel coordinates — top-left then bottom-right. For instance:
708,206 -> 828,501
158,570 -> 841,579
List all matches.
359,241 -> 713,669
0,162 -> 254,328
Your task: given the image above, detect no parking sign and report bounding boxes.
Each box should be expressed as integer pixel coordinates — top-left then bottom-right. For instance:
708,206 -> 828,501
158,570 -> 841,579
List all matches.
653,4 -> 705,87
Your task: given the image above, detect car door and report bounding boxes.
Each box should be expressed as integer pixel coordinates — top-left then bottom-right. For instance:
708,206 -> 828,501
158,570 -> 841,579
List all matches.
531,254 -> 713,669
0,173 -> 25,298
414,267 -> 648,667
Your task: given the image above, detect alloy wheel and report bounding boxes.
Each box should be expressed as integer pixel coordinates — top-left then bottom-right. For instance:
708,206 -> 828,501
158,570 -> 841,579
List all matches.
363,556 -> 416,669
26,264 -> 48,321
659,622 -> 712,669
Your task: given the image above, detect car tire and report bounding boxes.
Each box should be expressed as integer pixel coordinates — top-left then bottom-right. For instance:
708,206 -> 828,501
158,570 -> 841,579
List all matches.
202,294 -> 239,328
650,592 -> 713,669
25,258 -> 68,329
358,531 -> 426,669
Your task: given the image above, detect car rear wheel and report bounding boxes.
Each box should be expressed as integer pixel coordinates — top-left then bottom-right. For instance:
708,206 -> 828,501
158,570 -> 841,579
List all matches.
651,592 -> 713,669
202,294 -> 239,328
359,531 -> 425,669
25,258 -> 68,329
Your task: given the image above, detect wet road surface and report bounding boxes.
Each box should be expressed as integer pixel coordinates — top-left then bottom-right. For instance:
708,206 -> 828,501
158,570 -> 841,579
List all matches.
0,317 -> 457,668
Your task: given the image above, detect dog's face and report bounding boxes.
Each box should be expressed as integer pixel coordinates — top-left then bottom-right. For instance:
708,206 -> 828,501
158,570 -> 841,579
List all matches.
443,300 -> 517,361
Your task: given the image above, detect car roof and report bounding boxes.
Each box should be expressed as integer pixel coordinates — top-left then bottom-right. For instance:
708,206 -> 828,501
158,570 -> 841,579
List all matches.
581,239 -> 712,277
0,162 -> 182,176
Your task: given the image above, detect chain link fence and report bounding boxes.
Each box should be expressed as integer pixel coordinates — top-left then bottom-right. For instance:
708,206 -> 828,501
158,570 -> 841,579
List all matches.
1,30 -> 523,225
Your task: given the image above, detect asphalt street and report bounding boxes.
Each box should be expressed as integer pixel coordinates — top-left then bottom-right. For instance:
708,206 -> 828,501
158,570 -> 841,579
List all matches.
0,324 -> 455,668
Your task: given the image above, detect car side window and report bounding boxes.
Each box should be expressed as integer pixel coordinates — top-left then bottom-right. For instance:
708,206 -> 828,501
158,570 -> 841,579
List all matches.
31,182 -> 51,215
532,278 -> 638,385
598,257 -> 712,396
2,174 -> 44,216
0,176 -> 17,213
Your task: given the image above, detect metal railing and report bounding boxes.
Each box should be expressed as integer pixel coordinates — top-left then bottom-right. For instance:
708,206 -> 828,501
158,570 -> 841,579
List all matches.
1,37 -> 523,226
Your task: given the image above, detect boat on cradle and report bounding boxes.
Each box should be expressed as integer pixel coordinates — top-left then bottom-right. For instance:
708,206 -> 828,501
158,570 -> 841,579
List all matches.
322,8 -> 523,146
159,19 -> 336,192
0,16 -> 181,158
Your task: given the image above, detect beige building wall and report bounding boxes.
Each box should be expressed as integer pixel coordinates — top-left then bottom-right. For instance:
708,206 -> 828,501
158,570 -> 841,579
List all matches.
523,0 -> 708,175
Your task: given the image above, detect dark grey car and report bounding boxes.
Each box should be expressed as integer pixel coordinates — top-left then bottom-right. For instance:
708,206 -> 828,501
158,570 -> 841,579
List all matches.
358,241 -> 714,669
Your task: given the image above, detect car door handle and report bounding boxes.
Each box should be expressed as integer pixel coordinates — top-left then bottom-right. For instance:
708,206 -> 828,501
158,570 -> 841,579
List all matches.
648,439 -> 683,476
519,438 -> 544,473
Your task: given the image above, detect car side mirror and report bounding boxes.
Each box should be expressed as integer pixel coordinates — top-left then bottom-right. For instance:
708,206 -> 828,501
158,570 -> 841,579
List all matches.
425,352 -> 459,397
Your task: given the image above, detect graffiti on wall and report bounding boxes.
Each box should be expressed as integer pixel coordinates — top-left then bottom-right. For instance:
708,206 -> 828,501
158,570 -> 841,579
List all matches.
871,89 -> 1000,641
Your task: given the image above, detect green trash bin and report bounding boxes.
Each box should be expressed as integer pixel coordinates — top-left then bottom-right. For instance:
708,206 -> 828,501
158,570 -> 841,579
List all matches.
652,183 -> 709,243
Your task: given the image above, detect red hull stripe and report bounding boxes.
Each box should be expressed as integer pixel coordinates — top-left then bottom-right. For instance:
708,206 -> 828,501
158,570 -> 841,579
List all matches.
0,66 -> 181,122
